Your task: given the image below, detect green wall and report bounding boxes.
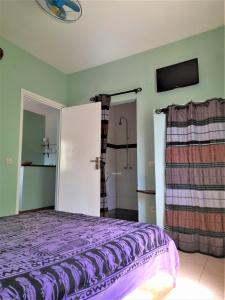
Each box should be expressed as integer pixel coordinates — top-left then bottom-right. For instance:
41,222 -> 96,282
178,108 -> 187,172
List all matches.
20,166 -> 55,211
22,110 -> 45,165
67,27 -> 224,190
0,49 -> 3,211
0,26 -> 224,217
0,36 -> 67,217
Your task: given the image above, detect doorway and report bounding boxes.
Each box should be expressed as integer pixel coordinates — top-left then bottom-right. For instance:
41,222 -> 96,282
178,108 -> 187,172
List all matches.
17,90 -> 64,213
17,93 -> 137,218
105,101 -> 138,221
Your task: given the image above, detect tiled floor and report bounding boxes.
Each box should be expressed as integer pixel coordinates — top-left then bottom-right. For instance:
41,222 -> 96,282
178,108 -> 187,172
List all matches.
102,208 -> 138,221
164,251 -> 224,300
125,251 -> 224,300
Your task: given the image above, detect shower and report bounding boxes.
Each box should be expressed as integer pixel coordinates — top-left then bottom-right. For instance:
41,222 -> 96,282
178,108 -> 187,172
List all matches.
118,116 -> 132,169
105,102 -> 137,219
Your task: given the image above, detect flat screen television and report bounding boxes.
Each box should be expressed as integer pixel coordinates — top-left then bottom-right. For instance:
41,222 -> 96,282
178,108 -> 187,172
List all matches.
156,58 -> 199,92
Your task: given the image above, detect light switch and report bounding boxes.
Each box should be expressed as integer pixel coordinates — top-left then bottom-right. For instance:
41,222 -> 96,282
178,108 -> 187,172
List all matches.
5,157 -> 13,165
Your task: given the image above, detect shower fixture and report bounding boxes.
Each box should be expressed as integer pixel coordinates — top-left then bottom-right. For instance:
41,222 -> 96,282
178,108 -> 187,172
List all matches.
118,116 -> 132,169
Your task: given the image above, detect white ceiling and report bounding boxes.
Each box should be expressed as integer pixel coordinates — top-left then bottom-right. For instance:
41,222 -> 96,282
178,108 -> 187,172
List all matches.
0,0 -> 224,74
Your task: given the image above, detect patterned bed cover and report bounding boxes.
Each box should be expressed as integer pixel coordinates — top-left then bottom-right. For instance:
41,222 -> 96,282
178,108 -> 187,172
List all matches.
0,210 -> 179,299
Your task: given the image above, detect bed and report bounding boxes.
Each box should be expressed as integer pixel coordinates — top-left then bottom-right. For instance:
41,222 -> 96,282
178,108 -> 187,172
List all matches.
0,210 -> 179,300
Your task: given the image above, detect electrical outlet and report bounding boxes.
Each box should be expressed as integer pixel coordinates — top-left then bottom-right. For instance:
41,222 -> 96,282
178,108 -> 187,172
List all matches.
5,157 -> 13,165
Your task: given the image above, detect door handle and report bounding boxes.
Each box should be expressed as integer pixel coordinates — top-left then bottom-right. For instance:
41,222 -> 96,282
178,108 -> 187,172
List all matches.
90,157 -> 102,170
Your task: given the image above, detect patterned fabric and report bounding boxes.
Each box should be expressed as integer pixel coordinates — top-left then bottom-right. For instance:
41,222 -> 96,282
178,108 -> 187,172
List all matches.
165,98 -> 225,257
0,210 -> 177,300
90,94 -> 111,211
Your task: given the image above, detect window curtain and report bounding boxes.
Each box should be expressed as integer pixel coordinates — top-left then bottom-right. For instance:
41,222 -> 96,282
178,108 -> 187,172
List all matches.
165,98 -> 225,257
90,94 -> 111,211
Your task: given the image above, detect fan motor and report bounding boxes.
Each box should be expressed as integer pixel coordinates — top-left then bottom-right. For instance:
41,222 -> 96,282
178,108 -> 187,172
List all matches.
0,48 -> 4,60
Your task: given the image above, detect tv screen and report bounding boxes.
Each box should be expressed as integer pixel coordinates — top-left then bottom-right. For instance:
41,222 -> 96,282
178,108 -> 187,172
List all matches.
156,58 -> 199,92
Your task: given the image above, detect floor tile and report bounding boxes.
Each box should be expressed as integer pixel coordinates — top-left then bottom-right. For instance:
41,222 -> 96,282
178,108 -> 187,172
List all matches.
204,256 -> 225,277
164,278 -> 208,299
165,276 -> 224,300
124,252 -> 225,300
178,250 -> 208,267
178,260 -> 204,281
199,273 -> 224,298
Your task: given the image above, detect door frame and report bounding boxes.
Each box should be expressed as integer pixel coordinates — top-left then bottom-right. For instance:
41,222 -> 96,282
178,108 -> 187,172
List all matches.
16,89 -> 65,214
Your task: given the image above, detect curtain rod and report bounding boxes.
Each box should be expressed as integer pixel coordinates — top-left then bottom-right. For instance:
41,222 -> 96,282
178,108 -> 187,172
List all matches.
155,97 -> 225,114
108,87 -> 142,97
155,108 -> 167,114
90,88 -> 142,102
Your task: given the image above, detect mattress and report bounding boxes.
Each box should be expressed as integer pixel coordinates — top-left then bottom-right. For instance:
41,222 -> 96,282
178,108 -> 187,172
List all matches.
0,210 -> 179,299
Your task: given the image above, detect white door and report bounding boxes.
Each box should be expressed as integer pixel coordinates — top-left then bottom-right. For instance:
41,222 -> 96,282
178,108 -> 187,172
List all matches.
58,102 -> 101,216
154,111 -> 166,228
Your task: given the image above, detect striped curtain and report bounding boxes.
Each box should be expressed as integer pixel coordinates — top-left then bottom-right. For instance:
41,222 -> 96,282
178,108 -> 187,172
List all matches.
90,94 -> 111,211
165,98 -> 225,257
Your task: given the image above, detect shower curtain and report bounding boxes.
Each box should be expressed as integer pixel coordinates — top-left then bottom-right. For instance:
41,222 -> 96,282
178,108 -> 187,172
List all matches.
90,94 -> 111,211
165,98 -> 225,257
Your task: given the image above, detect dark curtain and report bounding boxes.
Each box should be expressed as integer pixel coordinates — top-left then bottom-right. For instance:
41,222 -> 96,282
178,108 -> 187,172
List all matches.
165,98 -> 225,257
90,94 -> 111,211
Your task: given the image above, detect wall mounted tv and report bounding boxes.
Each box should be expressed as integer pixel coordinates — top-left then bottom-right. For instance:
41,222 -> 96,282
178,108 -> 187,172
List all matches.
156,58 -> 199,92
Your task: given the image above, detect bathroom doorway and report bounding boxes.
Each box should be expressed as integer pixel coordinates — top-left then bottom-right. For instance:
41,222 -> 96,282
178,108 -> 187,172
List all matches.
17,90 -> 63,213
105,101 -> 138,221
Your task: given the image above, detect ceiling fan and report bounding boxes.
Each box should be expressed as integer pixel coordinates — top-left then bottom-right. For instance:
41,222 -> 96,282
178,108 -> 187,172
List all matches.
35,0 -> 82,22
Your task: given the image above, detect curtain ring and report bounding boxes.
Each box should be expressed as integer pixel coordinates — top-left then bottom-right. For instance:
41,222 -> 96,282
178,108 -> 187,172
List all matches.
0,48 -> 4,60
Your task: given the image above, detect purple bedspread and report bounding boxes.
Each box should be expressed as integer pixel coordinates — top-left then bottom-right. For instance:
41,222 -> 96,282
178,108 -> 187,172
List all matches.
0,210 -> 179,300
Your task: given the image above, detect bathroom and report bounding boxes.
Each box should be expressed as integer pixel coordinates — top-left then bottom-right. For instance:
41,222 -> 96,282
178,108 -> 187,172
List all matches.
106,101 -> 138,221
19,97 -> 59,212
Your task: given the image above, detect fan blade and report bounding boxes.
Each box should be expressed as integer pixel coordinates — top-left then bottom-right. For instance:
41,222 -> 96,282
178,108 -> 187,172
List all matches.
45,0 -> 63,17
46,0 -> 64,9
45,0 -> 56,6
58,6 -> 66,19
62,0 -> 80,12
54,0 -> 64,8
